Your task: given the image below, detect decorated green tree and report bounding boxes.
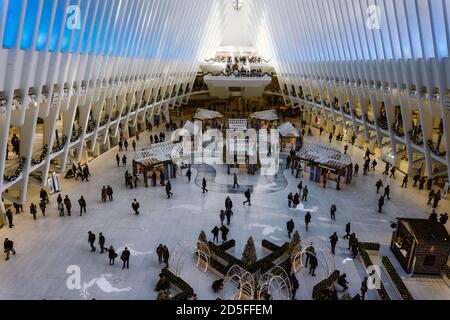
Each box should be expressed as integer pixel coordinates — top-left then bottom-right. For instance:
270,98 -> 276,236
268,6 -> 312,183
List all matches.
241,237 -> 257,267
289,230 -> 301,254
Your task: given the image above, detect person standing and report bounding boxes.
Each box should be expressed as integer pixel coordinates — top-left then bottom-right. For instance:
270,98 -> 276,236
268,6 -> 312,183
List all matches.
225,209 -> 232,226
124,140 -> 129,151
4,238 -> 16,261
389,166 -> 396,179
286,219 -> 295,239
219,210 -> 225,226
6,209 -> 14,228
40,188 -> 49,204
220,225 -> 229,243
108,246 -> 117,265
305,211 -> 312,231
119,140 -> 123,151
384,185 -> 391,200
428,190 -> 435,205
116,154 -> 120,167
304,243 -> 314,267
232,173 -> 240,189
132,140 -> 136,152
88,231 -> 96,252
96,232 -> 105,254
433,191 -> 442,209
293,193 -> 300,208
156,244 -> 164,264
330,204 -> 337,221
58,201 -> 65,216
402,175 -> 408,188
344,222 -> 351,239
439,213 -> 449,225
121,247 -> 130,269
301,186 -> 309,202
291,273 -> 299,300
329,232 -> 339,255
211,226 -> 220,243
162,245 -> 170,267
243,189 -> 251,206
64,195 -> 72,216
132,199 -> 140,215
166,181 -> 173,199
39,200 -> 46,217
101,186 -> 107,203
78,196 -> 87,216
202,178 -> 208,193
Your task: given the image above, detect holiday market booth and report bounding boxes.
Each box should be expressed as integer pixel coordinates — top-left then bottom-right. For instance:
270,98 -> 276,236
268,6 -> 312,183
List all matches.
193,108 -> 224,130
278,122 -> 302,153
296,143 -> 353,189
249,109 -> 279,130
225,136 -> 260,175
391,218 -> 450,275
133,141 -> 185,187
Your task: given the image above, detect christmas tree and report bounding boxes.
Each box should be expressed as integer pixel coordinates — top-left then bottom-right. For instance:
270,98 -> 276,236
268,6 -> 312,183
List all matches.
241,237 -> 257,267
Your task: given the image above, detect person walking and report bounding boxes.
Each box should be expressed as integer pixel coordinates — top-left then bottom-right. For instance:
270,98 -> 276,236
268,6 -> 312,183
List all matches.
371,159 -> 378,171
116,154 -> 120,167
40,188 -> 49,204
219,210 -> 225,226
330,204 -> 337,221
376,180 -> 383,194
297,181 -> 303,194
211,226 -> 220,243
233,173 -> 240,189
361,277 -> 368,300
165,181 -> 173,199
6,209 -> 14,228
220,225 -> 229,243
30,203 -> 37,220
287,192 -> 293,208
383,163 -> 390,175
291,273 -> 299,300
78,196 -> 87,216
378,196 -> 385,213
106,185 -> 113,201
348,232 -> 357,250
225,196 -> 233,212
4,238 -> 16,261
433,191 -> 442,209
39,200 -> 46,217
304,243 -> 314,267
186,167 -> 192,182
301,186 -> 309,202
88,231 -> 96,252
309,254 -> 318,276
287,219 -> 295,238
121,247 -> 130,269
329,232 -> 339,255
428,190 -> 435,205
225,209 -> 232,226
122,155 -> 127,167
162,245 -> 170,267
402,175 -> 408,188
132,199 -> 140,215
101,186 -> 107,203
389,166 -> 396,179
58,201 -> 65,216
243,189 -> 251,206
64,195 -> 72,216
118,140 -> 123,151
293,193 -> 300,209
108,246 -> 117,265
132,140 -> 136,152
202,178 -> 208,193
344,223 -> 351,239
97,232 -> 106,254
156,244 -> 164,264
305,211 -> 312,231
124,140 -> 129,151
384,185 -> 391,200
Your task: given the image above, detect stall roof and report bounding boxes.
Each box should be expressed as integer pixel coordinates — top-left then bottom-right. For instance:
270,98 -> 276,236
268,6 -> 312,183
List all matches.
249,109 -> 279,121
193,108 -> 224,120
135,141 -> 184,166
182,120 -> 200,136
278,122 -> 300,137
398,218 -> 450,244
297,143 -> 352,170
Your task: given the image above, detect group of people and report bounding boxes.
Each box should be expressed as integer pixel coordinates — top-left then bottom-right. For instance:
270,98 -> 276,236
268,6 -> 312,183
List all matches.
429,209 -> 449,225
65,163 -> 91,182
87,231 -> 130,269
211,196 -> 234,244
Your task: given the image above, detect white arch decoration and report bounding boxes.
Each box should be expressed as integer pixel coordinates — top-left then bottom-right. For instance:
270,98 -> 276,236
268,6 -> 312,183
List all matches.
298,237 -> 335,279
194,241 -> 210,273
257,266 -> 291,300
222,265 -> 255,300
168,243 -> 186,277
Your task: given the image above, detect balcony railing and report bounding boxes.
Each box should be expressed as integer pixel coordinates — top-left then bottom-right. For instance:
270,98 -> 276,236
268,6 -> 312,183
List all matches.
99,115 -> 109,127
3,157 -> 26,184
377,118 -> 389,130
71,127 -> 83,142
86,120 -> 98,134
392,124 -> 405,137
427,140 -> 446,157
121,107 -> 130,117
365,114 -> 375,125
52,135 -> 67,153
409,130 -> 423,146
31,145 -> 49,166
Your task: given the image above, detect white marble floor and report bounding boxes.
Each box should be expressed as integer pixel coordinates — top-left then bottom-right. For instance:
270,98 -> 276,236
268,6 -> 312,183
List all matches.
0,123 -> 449,300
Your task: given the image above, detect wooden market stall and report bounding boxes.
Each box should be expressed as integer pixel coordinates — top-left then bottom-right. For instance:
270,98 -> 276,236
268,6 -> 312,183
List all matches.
133,141 -> 185,187
249,109 -> 279,130
391,218 -> 450,275
278,122 -> 303,153
193,108 -> 224,130
296,143 -> 353,188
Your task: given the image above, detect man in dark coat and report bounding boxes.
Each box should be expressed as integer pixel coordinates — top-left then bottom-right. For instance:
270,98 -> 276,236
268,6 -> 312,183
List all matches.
4,238 -> 16,261
121,247 -> 130,269
243,189 -> 251,206
286,219 -> 295,238
378,196 -> 385,213
287,192 -> 293,208
202,178 -> 208,193
166,181 -> 173,199
5,209 -> 14,228
88,231 -> 96,252
220,225 -> 229,243
330,232 -> 339,255
78,196 -> 87,216
64,195 -> 72,216
376,180 -> 383,194
305,211 -> 312,231
211,226 -> 220,243
309,254 -> 318,276
132,199 -> 140,215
